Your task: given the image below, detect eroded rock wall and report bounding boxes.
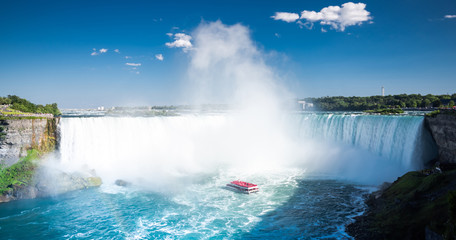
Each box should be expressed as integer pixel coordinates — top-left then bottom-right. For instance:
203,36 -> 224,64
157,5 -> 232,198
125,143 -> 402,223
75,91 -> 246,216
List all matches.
0,118 -> 58,167
425,113 -> 456,164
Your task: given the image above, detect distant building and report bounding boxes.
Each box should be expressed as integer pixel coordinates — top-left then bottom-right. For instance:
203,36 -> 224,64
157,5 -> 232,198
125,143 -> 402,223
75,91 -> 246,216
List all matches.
382,86 -> 385,96
298,100 -> 314,110
97,106 -> 105,111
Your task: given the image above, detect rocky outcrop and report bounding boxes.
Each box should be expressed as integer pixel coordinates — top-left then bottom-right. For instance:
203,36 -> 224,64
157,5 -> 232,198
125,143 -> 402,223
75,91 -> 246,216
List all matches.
425,113 -> 456,164
33,167 -> 102,197
346,170 -> 456,239
0,166 -> 102,203
0,118 -> 59,167
115,179 -> 132,187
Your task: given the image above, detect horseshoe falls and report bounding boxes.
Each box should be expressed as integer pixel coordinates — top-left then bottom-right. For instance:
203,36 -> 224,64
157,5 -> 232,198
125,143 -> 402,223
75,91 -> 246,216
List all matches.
295,113 -> 437,183
0,112 -> 437,239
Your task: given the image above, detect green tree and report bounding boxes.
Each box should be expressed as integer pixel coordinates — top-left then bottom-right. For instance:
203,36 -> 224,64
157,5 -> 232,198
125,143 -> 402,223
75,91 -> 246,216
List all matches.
449,100 -> 455,108
406,100 -> 417,108
422,99 -> 432,108
433,99 -> 442,108
0,97 -> 12,105
1,95 -> 61,115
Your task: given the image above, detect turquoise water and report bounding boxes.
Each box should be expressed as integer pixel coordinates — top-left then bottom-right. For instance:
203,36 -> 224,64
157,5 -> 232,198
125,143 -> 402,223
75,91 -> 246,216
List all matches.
0,171 -> 369,239
0,112 -> 436,239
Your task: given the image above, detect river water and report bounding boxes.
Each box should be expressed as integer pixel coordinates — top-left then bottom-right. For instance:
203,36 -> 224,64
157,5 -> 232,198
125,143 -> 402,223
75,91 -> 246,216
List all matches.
0,112 -> 437,239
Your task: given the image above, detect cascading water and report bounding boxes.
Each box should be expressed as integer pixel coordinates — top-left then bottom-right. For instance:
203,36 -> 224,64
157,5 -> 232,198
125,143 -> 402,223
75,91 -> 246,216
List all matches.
57,114 -> 301,189
0,113 -> 438,239
57,112 -> 437,187
296,113 -> 437,171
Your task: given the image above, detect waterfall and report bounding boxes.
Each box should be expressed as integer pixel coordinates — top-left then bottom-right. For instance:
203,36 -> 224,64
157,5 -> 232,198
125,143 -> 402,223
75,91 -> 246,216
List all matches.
57,113 -> 438,185
57,114 -> 299,189
296,113 -> 437,170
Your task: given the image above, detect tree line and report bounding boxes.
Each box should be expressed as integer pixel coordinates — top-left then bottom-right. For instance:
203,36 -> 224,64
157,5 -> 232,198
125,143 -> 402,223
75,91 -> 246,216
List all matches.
301,93 -> 456,111
0,95 -> 61,116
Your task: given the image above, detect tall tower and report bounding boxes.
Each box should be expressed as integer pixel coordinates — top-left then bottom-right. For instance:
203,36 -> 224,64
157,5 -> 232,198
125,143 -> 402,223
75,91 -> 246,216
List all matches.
381,86 -> 385,96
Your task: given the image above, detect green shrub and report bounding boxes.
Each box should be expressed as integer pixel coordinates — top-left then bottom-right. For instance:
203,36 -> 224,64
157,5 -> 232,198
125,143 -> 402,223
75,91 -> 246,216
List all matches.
426,110 -> 440,117
364,108 -> 404,115
0,149 -> 40,194
2,95 -> 61,116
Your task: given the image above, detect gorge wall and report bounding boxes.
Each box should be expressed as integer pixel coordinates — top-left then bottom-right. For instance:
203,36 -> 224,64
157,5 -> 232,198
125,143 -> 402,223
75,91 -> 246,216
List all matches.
0,117 -> 102,203
425,113 -> 456,164
0,117 -> 58,167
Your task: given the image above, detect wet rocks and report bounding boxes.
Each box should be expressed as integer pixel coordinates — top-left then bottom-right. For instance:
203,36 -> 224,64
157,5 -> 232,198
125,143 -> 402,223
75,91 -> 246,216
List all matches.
115,179 -> 131,187
34,168 -> 102,197
0,167 -> 102,203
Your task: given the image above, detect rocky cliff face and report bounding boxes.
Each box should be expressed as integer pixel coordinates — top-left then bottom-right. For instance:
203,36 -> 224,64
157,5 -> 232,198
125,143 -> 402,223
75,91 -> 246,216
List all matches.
425,113 -> 456,164
0,117 -> 102,203
0,118 -> 58,167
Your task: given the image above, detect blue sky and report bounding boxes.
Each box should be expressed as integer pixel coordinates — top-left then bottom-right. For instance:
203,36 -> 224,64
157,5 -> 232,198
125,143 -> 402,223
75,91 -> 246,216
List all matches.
0,0 -> 455,108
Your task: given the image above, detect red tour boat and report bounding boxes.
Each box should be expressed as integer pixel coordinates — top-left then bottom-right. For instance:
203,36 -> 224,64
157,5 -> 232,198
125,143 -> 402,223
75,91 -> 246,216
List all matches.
226,180 -> 259,194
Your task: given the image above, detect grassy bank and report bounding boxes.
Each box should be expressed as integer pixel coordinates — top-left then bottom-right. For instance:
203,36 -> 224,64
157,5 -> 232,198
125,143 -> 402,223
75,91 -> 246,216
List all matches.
0,149 -> 41,194
426,109 -> 456,118
0,95 -> 61,116
364,108 -> 404,115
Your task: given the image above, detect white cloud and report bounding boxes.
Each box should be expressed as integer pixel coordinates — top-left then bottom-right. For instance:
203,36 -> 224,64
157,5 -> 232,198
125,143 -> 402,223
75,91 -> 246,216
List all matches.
114,49 -> 120,53
445,15 -> 456,19
274,33 -> 280,38
271,12 -> 300,22
166,33 -> 173,37
301,2 -> 371,31
90,48 -> 98,56
91,48 -> 109,56
273,2 -> 372,31
166,33 -> 193,51
155,54 -> 164,61
126,63 -> 141,67
125,56 -> 132,59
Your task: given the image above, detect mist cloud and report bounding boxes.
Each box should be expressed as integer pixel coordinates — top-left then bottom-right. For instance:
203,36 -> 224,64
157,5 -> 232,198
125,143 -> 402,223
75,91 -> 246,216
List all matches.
188,20 -> 290,111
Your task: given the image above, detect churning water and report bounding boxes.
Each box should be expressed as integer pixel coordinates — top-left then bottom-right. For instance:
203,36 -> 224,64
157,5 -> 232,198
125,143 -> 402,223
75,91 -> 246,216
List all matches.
0,169 -> 370,239
0,112 -> 437,239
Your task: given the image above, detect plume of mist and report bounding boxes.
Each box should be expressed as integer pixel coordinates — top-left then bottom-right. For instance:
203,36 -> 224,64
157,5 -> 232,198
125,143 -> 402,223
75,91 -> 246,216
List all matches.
188,20 -> 291,113
52,21 -> 416,192
55,21 -> 309,191
184,20 -> 301,172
